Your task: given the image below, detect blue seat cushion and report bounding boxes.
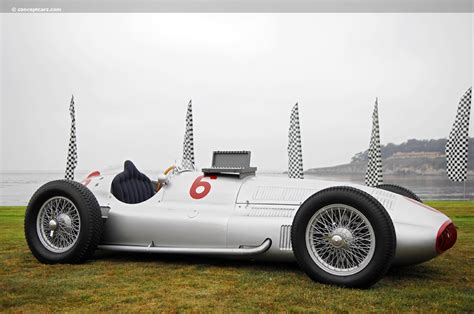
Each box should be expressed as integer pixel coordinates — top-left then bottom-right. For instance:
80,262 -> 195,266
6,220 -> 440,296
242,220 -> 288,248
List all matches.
111,160 -> 155,204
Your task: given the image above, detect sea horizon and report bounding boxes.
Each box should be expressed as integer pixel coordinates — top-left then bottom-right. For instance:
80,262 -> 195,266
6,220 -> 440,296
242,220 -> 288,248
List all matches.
1,171 -> 473,206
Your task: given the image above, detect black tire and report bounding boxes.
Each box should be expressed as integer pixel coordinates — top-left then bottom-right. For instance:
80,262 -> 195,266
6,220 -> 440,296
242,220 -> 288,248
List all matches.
25,180 -> 103,264
376,184 -> 422,203
291,186 -> 396,288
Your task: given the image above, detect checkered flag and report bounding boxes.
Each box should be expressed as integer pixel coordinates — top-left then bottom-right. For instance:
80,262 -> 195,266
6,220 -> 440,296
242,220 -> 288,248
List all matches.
365,98 -> 383,187
182,100 -> 195,166
288,103 -> 304,179
65,95 -> 77,180
446,87 -> 472,182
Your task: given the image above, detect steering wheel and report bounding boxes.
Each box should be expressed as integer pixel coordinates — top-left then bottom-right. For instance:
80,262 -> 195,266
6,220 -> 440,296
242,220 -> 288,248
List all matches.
156,165 -> 176,192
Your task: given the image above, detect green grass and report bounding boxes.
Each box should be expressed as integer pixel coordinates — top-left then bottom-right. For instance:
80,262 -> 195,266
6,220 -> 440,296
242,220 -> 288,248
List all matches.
1,202 -> 473,312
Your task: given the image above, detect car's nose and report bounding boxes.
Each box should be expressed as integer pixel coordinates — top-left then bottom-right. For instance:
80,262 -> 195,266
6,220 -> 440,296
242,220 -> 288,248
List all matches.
436,221 -> 457,254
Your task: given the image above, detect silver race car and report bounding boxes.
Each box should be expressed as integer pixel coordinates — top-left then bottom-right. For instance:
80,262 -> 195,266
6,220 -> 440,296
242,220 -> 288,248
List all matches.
24,101 -> 457,288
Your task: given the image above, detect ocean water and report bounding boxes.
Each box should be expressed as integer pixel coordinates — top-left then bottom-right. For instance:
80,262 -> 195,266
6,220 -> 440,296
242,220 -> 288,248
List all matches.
0,172 -> 472,206
1,171 -> 88,206
306,174 -> 474,201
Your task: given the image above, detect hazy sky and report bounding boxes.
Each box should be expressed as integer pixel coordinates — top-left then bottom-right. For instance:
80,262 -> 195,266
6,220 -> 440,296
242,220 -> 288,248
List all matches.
1,13 -> 472,173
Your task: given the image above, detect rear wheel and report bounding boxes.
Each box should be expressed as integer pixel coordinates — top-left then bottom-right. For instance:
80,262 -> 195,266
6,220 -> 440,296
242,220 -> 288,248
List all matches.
376,184 -> 422,203
291,186 -> 396,288
25,180 -> 103,264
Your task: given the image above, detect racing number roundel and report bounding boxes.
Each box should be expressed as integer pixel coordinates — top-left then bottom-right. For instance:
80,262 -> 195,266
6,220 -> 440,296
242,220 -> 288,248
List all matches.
190,175 -> 216,199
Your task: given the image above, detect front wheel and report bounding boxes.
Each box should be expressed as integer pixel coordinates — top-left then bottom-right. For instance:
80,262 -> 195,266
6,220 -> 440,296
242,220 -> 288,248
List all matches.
291,186 -> 396,288
24,180 -> 104,264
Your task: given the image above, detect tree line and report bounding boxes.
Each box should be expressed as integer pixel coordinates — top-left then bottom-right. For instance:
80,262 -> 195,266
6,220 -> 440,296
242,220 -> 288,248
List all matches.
351,138 -> 474,163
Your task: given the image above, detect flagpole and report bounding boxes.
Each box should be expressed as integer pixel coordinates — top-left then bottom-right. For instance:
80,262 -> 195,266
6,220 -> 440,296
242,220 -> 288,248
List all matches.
463,181 -> 466,200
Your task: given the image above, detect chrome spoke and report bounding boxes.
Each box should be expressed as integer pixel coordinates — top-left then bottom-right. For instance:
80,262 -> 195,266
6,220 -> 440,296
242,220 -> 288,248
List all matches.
36,196 -> 81,253
305,204 -> 376,276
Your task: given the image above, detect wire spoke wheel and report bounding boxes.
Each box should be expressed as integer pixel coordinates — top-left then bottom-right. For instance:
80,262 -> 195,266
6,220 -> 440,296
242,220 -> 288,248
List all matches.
36,196 -> 81,253
26,180 -> 103,264
305,204 -> 376,276
292,187 -> 395,287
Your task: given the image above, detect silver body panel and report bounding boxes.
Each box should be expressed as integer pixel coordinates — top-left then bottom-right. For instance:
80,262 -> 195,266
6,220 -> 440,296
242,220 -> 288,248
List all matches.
87,171 -> 451,266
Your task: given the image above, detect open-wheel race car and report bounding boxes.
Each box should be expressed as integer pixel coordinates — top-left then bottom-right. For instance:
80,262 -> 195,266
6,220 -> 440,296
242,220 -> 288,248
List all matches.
24,100 -> 457,288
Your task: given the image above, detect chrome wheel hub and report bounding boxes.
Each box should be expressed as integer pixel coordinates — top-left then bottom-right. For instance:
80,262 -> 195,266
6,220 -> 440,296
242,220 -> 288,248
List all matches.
57,213 -> 72,229
330,234 -> 344,247
305,204 -> 376,276
48,219 -> 58,231
36,196 -> 81,253
330,227 -> 353,248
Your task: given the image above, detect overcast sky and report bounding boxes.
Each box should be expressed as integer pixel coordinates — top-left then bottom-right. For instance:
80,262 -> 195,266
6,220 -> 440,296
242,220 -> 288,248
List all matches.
1,13 -> 472,173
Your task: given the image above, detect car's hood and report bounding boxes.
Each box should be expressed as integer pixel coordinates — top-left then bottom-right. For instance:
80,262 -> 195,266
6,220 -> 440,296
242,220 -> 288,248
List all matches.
236,175 -> 449,228
236,175 -> 378,205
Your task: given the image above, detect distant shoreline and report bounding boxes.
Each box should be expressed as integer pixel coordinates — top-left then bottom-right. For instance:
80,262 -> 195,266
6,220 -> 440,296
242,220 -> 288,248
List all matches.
1,172 -> 472,206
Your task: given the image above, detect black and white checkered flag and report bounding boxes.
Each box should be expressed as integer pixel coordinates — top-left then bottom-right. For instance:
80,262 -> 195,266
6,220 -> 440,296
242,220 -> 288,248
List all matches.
288,103 -> 304,179
446,87 -> 472,182
65,95 -> 77,180
182,100 -> 195,167
365,98 -> 383,187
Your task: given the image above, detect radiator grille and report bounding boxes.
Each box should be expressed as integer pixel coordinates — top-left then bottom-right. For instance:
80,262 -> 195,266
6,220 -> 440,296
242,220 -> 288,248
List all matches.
279,225 -> 292,250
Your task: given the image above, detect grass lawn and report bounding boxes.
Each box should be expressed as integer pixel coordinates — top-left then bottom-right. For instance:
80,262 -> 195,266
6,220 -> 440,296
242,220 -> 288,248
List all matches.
1,201 -> 473,312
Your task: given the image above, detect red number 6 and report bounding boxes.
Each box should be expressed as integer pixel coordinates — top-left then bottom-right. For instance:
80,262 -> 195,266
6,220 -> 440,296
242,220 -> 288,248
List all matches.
190,175 -> 213,199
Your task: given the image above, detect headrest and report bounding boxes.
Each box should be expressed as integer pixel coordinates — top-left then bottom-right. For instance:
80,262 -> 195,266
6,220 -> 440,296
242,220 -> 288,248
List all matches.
120,160 -> 147,180
124,160 -> 138,174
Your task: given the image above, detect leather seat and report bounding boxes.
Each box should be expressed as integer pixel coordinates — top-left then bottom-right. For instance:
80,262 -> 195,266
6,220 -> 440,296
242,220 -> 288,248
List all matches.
111,160 -> 155,204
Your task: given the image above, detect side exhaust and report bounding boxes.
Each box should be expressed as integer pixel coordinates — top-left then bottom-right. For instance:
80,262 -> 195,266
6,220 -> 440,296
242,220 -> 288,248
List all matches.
98,238 -> 272,256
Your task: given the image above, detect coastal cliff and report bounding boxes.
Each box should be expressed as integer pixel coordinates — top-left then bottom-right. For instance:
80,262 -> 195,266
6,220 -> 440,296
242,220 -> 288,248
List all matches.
306,138 -> 474,176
